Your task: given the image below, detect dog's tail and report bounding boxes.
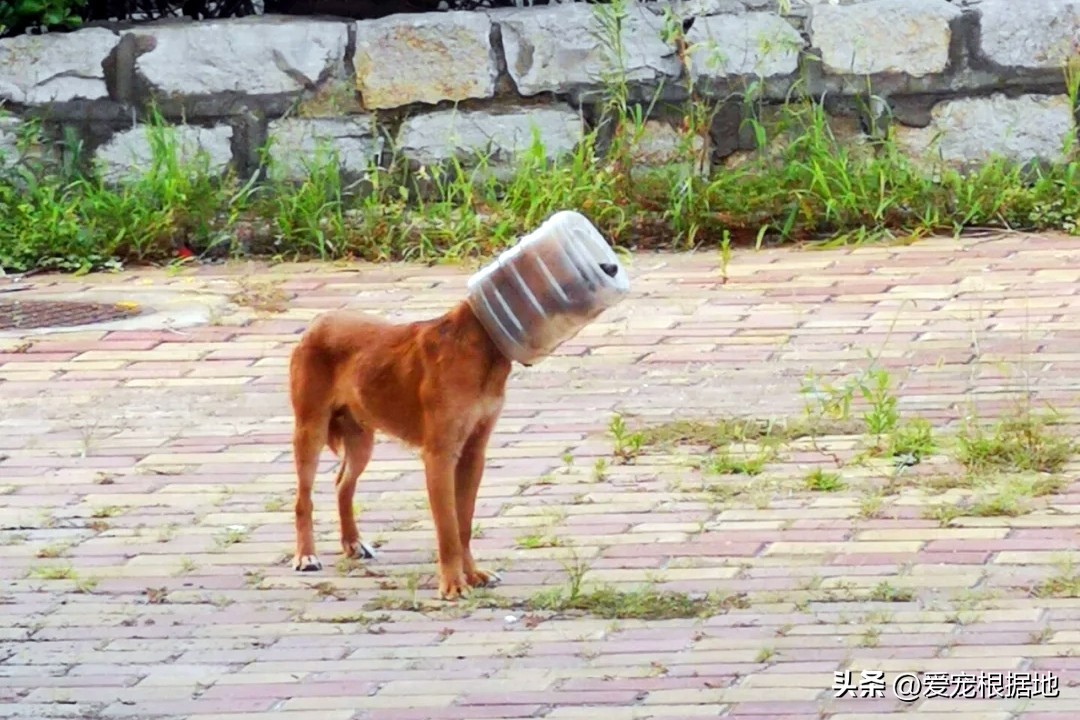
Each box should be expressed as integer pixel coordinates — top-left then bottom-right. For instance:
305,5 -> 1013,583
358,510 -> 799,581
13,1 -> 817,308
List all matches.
327,413 -> 347,487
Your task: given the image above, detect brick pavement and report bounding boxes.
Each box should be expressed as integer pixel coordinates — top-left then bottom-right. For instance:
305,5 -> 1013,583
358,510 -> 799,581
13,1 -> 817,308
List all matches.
2,232 -> 1080,719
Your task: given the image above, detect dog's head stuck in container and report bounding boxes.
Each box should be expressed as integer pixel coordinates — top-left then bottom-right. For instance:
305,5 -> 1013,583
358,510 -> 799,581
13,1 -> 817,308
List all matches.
465,210 -> 630,366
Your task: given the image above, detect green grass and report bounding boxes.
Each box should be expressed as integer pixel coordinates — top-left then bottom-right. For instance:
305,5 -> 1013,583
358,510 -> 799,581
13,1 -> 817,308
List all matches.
1034,560 -> 1080,598
956,406 -> 1075,474
803,468 -> 844,492
636,415 -> 860,451
888,418 -> 936,462
699,447 -> 773,476
29,565 -> 77,580
922,473 -> 1069,526
527,584 -> 750,620
3,74 -> 1080,274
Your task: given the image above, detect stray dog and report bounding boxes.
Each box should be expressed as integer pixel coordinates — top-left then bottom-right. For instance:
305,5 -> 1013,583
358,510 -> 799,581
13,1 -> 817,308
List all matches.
287,246 -> 621,600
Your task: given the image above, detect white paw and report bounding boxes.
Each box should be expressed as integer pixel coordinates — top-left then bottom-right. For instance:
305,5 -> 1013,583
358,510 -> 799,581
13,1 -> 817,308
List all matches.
352,540 -> 376,560
293,554 -> 322,572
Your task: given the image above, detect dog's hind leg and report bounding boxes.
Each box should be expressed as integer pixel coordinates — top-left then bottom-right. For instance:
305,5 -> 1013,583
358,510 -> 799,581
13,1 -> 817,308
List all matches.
335,413 -> 376,561
456,418 -> 498,589
292,412 -> 329,572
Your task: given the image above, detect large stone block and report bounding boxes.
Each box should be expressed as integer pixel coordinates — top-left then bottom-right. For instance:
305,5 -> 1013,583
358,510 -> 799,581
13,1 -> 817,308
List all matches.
496,4 -> 680,96
0,27 -> 119,105
809,0 -> 961,77
353,12 -> 497,109
894,93 -> 1076,167
685,12 -> 804,81
396,106 -> 584,166
266,117 -> 384,181
977,0 -> 1080,70
94,124 -> 234,183
132,18 -> 348,98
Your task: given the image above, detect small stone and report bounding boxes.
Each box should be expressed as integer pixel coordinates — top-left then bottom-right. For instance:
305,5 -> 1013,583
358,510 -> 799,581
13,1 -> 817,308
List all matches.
685,12 -> 804,80
809,0 -> 962,77
661,0 -> 748,15
628,120 -> 707,167
353,12 -> 497,109
0,27 -> 119,104
93,124 -> 234,183
396,106 -> 583,167
495,3 -> 680,96
132,17 -> 348,98
0,116 -> 20,169
894,93 -> 1076,167
976,0 -> 1080,70
266,117 -> 384,181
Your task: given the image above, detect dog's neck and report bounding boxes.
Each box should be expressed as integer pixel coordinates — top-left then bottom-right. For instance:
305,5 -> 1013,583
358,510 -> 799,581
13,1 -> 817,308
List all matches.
443,301 -> 516,370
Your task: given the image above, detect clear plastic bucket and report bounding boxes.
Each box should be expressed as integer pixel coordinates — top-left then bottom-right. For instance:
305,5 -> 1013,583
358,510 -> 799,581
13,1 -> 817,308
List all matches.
465,210 -> 630,366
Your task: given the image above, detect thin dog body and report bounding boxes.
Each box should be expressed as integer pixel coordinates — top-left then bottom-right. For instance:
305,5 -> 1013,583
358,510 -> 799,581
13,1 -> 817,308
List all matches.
288,301 -> 509,599
288,216 -> 624,600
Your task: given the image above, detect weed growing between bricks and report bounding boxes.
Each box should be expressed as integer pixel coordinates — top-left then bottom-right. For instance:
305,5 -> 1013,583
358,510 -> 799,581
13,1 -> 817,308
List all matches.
2,46 -> 1080,273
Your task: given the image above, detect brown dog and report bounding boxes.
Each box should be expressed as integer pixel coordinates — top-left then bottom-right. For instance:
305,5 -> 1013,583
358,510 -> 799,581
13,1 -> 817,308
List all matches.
287,241 -> 622,600
288,300 -> 510,599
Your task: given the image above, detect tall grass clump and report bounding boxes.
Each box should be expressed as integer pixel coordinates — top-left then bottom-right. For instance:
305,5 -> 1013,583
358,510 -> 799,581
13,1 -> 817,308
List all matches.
0,111 -> 252,273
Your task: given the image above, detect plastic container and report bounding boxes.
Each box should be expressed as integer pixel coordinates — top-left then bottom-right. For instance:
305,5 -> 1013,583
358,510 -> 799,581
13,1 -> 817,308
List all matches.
465,210 -> 630,366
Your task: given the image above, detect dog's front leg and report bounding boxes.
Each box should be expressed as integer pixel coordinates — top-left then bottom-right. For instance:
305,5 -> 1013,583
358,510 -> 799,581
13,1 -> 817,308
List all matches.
422,447 -> 469,600
456,420 -> 498,589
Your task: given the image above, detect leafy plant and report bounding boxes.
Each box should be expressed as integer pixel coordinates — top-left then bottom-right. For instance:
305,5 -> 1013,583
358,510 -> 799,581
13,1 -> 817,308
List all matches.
1,0 -> 85,38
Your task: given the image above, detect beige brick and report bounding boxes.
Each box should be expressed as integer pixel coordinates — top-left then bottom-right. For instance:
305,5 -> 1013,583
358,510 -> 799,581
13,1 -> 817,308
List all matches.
764,541 -> 924,555
854,528 -> 1009,541
137,451 -> 281,465
945,644 -> 1066,657
281,695 -> 457,710
994,551 -> 1071,564
741,672 -> 833,687
546,709 -> 719,720
829,714 -> 1010,720
187,713 -> 354,720
377,678 -> 554,695
212,673 -> 312,685
125,377 -> 253,387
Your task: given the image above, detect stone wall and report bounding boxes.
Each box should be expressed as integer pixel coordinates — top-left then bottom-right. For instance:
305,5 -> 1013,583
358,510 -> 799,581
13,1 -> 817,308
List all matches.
0,0 -> 1078,181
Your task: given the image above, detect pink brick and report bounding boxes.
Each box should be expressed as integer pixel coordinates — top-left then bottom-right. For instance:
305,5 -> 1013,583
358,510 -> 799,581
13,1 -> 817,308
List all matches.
602,542 -> 764,558
829,553 -> 916,565
0,352 -> 77,362
927,539 -> 1080,552
101,699 -> 276,715
915,551 -> 991,564
721,702 -> 823,714
560,677 -> 732,691
459,690 -> 643,705
365,707 -> 544,720
0,675 -> 137,688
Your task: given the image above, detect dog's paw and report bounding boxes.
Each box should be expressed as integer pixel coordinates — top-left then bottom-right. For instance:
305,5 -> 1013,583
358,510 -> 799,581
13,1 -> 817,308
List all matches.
465,566 -> 500,589
438,572 -> 471,601
293,554 -> 322,572
343,539 -> 376,560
